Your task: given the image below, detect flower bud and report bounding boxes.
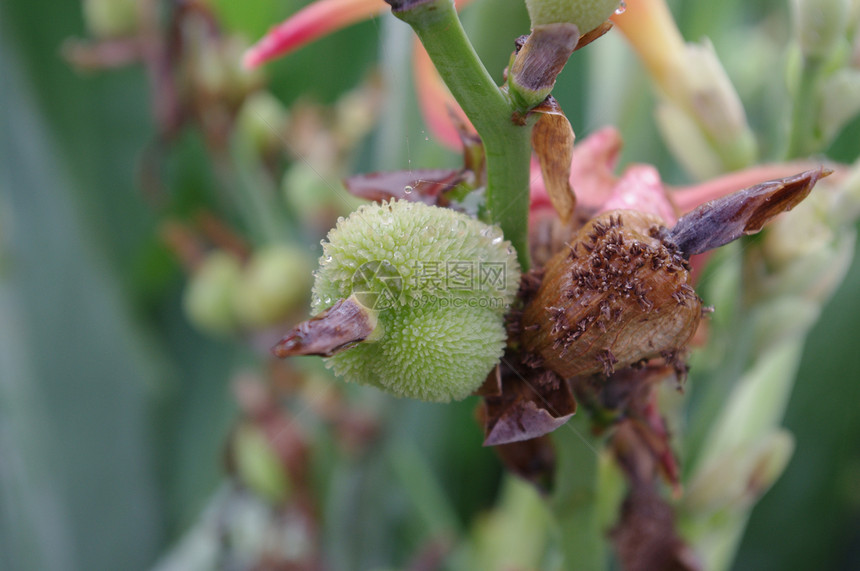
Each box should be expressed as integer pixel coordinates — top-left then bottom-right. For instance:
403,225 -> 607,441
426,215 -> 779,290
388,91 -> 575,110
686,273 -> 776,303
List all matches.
234,246 -> 313,329
275,200 -> 521,402
235,91 -> 289,157
187,32 -> 263,105
183,251 -> 243,336
658,41 -> 758,178
613,1 -> 757,177
232,423 -> 292,504
521,210 -> 702,378
83,0 -> 139,39
792,0 -> 850,61
819,69 -> 860,144
684,429 -> 794,513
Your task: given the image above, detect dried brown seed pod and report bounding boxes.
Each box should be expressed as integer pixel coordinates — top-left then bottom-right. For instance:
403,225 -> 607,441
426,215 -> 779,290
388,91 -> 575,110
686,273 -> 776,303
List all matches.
521,210 -> 702,378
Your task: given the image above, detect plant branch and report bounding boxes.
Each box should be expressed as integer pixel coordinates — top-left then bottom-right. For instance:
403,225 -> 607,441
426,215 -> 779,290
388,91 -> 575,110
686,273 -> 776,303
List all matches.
786,57 -> 824,158
388,0 -> 534,269
550,418 -> 610,570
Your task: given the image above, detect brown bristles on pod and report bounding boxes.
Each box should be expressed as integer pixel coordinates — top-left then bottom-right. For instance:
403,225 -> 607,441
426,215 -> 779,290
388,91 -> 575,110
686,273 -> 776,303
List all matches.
521,210 -> 702,378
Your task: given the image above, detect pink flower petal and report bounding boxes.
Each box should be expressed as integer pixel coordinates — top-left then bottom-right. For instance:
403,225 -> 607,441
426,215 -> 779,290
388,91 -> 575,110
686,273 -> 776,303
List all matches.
569,126 -> 624,210
599,164 -> 677,225
610,0 -> 686,88
244,0 -> 387,69
413,39 -> 473,149
530,127 -> 623,214
670,161 -> 820,213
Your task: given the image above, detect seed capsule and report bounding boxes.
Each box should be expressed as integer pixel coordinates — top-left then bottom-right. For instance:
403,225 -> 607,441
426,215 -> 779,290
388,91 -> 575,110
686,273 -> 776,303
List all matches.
521,210 -> 702,378
273,200 -> 521,402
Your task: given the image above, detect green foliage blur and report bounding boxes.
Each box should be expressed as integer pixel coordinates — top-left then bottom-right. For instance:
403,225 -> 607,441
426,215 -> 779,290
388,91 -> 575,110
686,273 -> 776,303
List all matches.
0,0 -> 858,569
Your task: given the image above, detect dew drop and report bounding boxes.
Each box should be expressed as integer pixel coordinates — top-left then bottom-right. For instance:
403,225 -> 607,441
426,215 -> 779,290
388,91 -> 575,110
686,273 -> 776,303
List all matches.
492,236 -> 503,245
404,185 -> 413,195
615,1 -> 626,14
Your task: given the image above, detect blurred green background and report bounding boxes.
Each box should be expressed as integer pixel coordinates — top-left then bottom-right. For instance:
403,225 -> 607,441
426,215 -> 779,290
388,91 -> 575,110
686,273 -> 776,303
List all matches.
1,0 -> 858,569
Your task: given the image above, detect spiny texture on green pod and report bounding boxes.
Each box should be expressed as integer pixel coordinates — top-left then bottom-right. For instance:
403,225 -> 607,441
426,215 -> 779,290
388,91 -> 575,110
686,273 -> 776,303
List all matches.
525,0 -> 621,34
312,200 -> 521,402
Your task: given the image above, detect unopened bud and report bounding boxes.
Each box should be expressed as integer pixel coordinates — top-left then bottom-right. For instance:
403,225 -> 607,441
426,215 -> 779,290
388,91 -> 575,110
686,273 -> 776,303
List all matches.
792,0 -> 850,61
183,251 -> 243,336
819,68 -> 860,143
235,91 -> 289,157
658,41 -> 758,178
234,246 -> 312,329
685,430 -> 794,513
188,33 -> 263,104
232,423 -> 291,504
83,0 -> 139,39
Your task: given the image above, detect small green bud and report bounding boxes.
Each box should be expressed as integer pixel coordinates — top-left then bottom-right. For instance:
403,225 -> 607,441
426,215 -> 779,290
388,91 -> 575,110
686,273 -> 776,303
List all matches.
685,430 -> 794,513
310,200 -> 521,402
525,0 -> 621,35
183,251 -> 243,335
234,246 -> 313,328
656,41 -> 758,178
83,0 -> 139,39
819,69 -> 860,144
188,34 -> 263,104
792,0 -> 850,61
655,103 -> 724,181
235,91 -> 289,157
233,423 -> 291,504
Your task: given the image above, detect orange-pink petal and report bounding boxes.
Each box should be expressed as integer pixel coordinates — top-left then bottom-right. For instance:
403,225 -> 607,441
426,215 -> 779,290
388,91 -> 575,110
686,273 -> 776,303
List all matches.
244,0 -> 387,69
610,0 -> 685,91
670,161 -> 820,213
598,164 -> 677,225
413,38 -> 473,149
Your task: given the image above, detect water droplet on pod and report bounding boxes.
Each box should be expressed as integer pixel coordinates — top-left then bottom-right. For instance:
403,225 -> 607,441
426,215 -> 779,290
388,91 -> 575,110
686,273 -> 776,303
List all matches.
404,185 -> 413,195
615,1 -> 626,14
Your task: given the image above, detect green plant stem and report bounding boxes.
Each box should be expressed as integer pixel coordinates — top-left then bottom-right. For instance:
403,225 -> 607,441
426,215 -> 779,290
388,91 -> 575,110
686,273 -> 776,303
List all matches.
550,418 -> 609,571
390,0 -> 534,269
230,140 -> 292,245
786,57 -> 824,158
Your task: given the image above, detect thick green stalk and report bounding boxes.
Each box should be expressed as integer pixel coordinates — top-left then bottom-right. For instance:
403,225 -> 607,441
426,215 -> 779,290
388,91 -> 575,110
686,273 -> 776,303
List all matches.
389,0 -> 533,269
786,58 -> 825,158
550,418 -> 610,571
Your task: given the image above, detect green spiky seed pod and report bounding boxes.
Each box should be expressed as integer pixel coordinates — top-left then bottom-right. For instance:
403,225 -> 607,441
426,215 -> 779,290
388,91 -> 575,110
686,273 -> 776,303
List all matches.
311,200 -> 521,402
525,0 -> 621,34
